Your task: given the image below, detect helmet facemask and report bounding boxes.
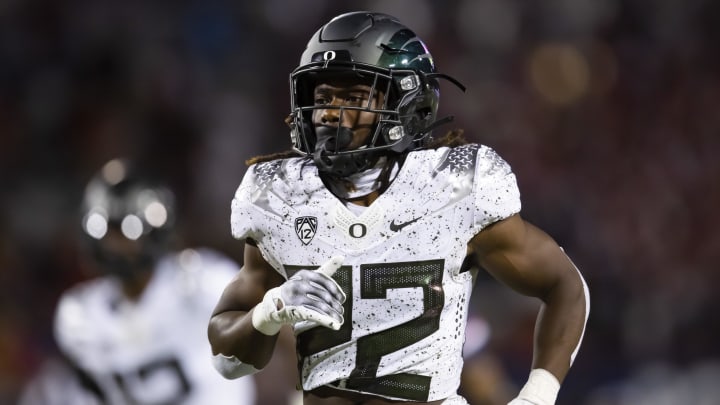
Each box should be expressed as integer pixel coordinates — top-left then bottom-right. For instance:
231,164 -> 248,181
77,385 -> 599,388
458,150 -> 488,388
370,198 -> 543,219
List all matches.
289,63 -> 439,177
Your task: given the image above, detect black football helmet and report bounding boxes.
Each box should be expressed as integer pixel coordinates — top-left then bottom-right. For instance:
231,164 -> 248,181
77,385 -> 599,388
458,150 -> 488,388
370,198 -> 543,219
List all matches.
288,11 -> 465,177
80,158 -> 175,279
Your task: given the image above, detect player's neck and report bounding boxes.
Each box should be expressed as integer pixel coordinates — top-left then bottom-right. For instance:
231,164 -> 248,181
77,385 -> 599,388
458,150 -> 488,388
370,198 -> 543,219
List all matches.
323,156 -> 399,206
120,270 -> 153,300
344,190 -> 380,207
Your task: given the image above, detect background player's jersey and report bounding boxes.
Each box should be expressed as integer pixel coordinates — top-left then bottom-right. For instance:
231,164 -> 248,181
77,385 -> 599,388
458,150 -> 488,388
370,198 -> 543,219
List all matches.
231,144 -> 521,402
18,356 -> 104,405
53,248 -> 256,405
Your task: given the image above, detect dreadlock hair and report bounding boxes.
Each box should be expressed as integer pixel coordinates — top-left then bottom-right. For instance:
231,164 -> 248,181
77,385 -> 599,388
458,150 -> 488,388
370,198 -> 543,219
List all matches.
244,129 -> 469,167
424,129 -> 469,149
245,150 -> 302,166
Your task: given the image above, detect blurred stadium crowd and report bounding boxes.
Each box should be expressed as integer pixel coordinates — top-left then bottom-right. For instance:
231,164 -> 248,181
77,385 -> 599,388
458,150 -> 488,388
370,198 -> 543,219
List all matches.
1,0 -> 718,404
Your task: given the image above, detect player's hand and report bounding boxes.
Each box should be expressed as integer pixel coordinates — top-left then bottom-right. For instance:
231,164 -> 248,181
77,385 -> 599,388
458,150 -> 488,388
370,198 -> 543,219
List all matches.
252,256 -> 346,335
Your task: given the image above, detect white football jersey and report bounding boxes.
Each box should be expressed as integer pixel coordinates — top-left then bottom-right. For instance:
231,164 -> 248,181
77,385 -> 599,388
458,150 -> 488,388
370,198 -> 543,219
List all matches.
231,144 -> 521,402
53,248 -> 256,405
19,356 -> 104,405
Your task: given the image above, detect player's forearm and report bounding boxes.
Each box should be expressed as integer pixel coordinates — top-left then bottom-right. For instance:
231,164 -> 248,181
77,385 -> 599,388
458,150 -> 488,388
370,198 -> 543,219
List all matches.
208,309 -> 278,369
530,267 -> 589,382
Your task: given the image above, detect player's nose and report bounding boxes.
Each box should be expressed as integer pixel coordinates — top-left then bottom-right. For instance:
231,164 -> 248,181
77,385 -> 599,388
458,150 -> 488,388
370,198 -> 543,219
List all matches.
320,103 -> 342,124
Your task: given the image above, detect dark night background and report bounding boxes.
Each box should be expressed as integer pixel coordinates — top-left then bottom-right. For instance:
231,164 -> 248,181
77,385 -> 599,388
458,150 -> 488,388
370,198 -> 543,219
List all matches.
1,1 -> 718,404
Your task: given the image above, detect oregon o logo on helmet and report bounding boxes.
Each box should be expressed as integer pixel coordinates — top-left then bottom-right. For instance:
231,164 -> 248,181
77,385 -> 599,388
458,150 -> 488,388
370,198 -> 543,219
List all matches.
323,50 -> 336,61
349,223 -> 366,238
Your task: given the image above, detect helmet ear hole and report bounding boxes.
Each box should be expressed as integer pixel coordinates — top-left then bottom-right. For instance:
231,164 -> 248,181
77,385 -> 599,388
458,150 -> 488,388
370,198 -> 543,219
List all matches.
417,106 -> 432,120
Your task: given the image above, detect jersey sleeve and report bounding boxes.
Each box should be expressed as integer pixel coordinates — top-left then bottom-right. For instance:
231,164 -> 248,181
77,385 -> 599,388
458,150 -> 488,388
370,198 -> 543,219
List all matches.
472,146 -> 522,231
53,287 -> 99,369
230,165 -> 261,242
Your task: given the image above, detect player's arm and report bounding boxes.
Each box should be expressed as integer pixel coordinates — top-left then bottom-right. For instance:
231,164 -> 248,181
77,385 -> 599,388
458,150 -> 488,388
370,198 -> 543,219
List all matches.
468,213 -> 589,404
208,243 -> 285,375
208,242 -> 346,379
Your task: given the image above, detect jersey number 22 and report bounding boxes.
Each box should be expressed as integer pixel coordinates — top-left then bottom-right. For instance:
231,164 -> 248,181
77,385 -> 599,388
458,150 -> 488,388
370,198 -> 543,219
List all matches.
295,259 -> 444,402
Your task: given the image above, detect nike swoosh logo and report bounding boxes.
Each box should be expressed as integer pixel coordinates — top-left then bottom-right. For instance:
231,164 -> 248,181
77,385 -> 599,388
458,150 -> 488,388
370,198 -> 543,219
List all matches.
389,217 -> 422,232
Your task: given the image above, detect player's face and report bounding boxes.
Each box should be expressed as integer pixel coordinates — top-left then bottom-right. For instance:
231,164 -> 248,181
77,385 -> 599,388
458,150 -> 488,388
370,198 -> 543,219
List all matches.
91,226 -> 158,282
311,78 -> 384,150
97,227 -> 144,259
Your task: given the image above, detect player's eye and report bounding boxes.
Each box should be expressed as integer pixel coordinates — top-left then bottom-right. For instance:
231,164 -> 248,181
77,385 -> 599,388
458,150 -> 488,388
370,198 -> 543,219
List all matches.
314,96 -> 330,106
343,94 -> 368,107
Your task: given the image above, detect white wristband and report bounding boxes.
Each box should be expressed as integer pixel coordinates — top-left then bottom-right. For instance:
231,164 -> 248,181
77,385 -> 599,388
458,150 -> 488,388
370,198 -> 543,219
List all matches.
212,353 -> 260,379
516,369 -> 560,405
251,288 -> 284,336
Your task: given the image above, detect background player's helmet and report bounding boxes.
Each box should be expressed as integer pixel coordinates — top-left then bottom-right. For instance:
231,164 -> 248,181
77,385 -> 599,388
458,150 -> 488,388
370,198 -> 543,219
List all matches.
289,11 -> 464,177
80,158 -> 175,279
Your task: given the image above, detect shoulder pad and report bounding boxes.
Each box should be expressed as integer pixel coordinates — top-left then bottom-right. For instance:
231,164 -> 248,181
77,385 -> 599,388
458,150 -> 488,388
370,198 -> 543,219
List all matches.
252,160 -> 285,190
434,144 -> 481,175
476,145 -> 513,177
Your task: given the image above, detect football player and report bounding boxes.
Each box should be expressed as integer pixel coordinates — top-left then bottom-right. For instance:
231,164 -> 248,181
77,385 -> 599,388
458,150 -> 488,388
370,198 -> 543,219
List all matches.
33,158 -> 257,404
208,11 -> 589,405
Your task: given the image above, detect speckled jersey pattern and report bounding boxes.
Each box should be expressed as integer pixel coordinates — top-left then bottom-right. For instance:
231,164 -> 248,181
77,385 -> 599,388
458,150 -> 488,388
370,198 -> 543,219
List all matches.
231,144 -> 521,402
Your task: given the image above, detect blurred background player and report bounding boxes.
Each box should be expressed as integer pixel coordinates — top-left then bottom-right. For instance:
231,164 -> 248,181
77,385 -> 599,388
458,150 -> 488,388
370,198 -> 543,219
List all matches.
19,158 -> 256,405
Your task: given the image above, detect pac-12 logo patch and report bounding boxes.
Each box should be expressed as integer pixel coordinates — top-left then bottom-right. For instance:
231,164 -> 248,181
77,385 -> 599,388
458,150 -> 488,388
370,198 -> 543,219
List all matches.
295,216 -> 318,245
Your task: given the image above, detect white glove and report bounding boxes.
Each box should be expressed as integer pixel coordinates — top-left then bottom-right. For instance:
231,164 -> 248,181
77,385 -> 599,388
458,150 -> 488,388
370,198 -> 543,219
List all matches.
252,256 -> 346,335
507,369 -> 560,405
